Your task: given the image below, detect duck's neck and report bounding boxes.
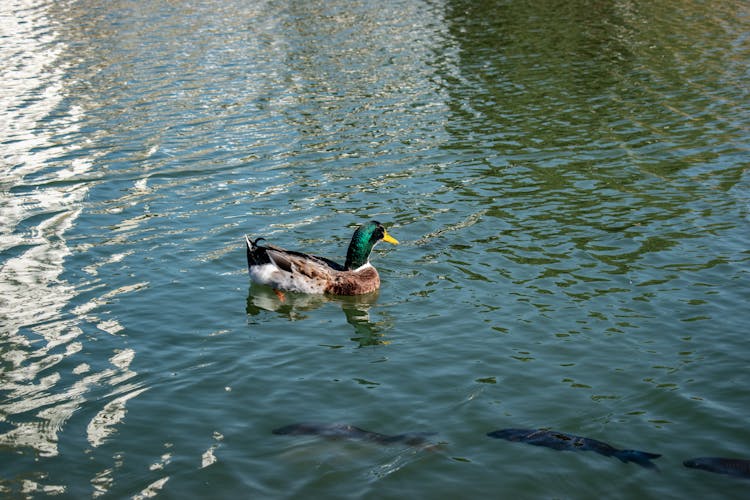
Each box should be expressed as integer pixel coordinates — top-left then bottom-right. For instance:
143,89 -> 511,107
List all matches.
345,236 -> 374,270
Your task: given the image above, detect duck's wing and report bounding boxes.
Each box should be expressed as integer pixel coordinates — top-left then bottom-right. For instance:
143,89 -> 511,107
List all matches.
264,247 -> 343,279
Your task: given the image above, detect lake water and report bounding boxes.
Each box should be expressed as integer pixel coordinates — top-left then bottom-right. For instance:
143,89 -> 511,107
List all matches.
1,0 -> 749,498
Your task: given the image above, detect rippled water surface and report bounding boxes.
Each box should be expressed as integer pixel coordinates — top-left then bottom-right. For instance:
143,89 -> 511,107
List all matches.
2,0 -> 749,497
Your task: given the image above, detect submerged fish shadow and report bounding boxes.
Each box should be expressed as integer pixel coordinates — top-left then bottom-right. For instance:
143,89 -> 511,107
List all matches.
246,284 -> 388,346
487,428 -> 661,470
272,422 -> 441,451
683,457 -> 750,479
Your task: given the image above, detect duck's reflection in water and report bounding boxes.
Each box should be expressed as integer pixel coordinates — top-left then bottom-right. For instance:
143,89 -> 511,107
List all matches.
246,285 -> 388,347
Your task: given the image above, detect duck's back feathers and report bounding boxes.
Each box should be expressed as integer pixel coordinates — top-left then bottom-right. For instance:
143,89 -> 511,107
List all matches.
268,247 -> 346,273
247,238 -> 343,271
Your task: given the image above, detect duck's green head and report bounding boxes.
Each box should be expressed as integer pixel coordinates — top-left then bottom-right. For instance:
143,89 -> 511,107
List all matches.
344,221 -> 399,270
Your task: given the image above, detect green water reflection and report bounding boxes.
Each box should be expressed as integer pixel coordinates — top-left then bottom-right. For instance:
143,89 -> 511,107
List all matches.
247,285 -> 388,347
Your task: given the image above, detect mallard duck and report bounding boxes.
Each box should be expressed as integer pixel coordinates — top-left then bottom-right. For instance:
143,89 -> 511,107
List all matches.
245,221 -> 399,295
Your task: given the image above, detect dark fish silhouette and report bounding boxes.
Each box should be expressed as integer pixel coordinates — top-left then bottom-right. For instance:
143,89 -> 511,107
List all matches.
487,428 -> 661,469
683,457 -> 750,479
273,423 -> 435,447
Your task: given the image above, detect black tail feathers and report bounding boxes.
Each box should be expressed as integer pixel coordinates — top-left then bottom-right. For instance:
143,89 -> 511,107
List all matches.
246,235 -> 270,267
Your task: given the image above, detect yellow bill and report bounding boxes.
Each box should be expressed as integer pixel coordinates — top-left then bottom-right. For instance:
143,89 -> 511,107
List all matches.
382,230 -> 399,245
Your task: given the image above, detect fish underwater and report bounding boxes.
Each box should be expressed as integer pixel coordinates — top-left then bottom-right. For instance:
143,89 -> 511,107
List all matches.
487,428 -> 661,469
273,423 -> 436,447
683,457 -> 750,479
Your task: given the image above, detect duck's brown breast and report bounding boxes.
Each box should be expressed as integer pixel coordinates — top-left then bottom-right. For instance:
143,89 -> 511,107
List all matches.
325,266 -> 380,295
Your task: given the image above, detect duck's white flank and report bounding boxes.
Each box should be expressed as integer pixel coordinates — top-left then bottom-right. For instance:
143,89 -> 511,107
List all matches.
248,262 -> 326,294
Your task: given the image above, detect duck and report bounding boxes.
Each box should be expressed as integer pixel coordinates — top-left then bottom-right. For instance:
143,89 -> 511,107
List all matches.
245,221 -> 399,295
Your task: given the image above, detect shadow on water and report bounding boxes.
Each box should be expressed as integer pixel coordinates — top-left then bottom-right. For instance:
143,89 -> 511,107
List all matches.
246,284 -> 387,347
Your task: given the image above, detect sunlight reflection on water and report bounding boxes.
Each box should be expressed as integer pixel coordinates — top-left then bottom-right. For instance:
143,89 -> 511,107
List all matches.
0,0 -> 142,482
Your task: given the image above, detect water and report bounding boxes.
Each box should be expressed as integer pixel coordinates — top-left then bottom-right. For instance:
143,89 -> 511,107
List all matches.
1,0 -> 749,497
